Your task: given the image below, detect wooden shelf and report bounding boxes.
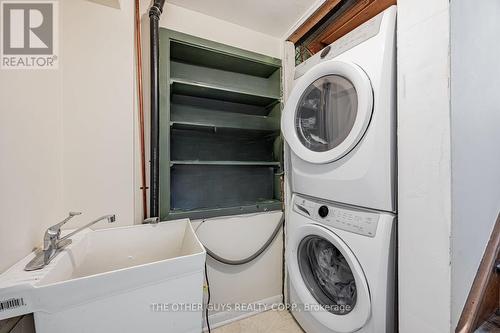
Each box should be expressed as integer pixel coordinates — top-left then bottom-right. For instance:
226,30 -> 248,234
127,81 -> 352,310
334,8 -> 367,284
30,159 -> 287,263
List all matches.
171,61 -> 281,100
170,160 -> 281,167
170,78 -> 280,107
172,94 -> 274,117
170,39 -> 281,78
167,200 -> 282,221
170,104 -> 280,133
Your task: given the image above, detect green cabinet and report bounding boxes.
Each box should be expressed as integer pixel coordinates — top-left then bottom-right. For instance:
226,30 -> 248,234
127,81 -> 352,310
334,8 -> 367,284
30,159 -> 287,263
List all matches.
159,29 -> 283,220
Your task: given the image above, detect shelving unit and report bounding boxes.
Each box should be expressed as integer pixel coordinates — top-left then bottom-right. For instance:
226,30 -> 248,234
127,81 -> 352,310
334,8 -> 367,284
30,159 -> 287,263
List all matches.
159,29 -> 283,220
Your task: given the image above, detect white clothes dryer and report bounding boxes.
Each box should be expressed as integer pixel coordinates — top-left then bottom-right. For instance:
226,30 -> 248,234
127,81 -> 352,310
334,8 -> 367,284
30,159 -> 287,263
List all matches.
281,6 -> 397,212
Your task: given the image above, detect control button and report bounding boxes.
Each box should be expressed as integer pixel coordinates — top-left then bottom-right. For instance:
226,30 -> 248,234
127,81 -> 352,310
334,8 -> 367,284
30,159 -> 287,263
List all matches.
318,205 -> 329,218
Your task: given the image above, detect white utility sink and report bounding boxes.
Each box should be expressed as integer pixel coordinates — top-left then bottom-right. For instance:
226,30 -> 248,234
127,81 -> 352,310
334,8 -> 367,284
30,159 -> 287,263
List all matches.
0,219 -> 206,333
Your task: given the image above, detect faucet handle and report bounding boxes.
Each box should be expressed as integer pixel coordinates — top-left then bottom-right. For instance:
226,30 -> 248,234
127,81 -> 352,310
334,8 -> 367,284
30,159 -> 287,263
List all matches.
47,211 -> 82,234
43,212 -> 82,251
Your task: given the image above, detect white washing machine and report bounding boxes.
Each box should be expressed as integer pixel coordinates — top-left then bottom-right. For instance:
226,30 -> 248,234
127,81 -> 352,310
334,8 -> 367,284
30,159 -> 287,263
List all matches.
287,194 -> 395,333
281,6 -> 397,212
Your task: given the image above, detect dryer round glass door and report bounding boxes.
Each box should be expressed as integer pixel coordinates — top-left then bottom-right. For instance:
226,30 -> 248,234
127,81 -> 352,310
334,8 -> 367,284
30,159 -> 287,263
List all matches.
281,61 -> 373,164
295,75 -> 358,153
288,223 -> 371,333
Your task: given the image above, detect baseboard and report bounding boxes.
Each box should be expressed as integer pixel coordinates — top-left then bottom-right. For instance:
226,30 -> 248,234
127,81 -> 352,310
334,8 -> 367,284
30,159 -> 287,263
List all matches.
203,295 -> 282,331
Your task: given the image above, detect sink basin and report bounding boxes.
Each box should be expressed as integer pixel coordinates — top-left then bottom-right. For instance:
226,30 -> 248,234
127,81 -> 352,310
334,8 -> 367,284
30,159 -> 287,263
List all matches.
0,219 -> 206,333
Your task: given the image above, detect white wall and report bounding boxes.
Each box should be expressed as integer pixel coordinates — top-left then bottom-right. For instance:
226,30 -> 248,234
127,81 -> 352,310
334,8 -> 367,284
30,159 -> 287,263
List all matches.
159,3 -> 282,59
0,3 -> 64,273
397,1 -> 452,332
0,0 -> 136,273
193,212 -> 283,327
0,69 -> 64,273
61,0 -> 135,229
450,0 -> 500,329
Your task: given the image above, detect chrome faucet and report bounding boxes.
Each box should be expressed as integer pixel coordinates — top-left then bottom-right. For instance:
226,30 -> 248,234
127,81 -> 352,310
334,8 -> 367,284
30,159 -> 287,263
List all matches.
25,212 -> 116,271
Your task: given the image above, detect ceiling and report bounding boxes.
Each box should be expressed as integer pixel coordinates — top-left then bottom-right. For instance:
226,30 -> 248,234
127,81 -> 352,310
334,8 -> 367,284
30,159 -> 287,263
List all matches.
166,0 -> 321,38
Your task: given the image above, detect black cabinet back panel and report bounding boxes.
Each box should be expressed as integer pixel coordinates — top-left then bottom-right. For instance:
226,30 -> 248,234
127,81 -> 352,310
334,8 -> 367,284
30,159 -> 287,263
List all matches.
172,95 -> 270,116
171,129 -> 275,162
171,165 -> 274,210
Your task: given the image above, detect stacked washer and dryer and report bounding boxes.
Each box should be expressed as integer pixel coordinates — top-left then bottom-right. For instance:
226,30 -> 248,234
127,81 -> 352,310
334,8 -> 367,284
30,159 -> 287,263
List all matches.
281,6 -> 397,333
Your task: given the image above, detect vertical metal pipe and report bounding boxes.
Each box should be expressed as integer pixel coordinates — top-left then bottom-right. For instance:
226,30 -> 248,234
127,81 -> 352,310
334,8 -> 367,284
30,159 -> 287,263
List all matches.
135,0 -> 147,220
149,0 -> 165,218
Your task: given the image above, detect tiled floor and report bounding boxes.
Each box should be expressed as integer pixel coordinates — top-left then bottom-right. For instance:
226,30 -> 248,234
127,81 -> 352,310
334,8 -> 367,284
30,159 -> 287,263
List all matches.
213,310 -> 304,333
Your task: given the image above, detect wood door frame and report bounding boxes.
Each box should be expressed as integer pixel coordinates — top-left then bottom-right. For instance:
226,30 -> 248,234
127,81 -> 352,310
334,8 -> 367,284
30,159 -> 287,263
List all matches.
288,0 -> 396,56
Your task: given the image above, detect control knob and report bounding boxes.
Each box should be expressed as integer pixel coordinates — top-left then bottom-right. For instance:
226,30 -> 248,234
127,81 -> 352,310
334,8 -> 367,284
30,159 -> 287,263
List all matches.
318,205 -> 329,218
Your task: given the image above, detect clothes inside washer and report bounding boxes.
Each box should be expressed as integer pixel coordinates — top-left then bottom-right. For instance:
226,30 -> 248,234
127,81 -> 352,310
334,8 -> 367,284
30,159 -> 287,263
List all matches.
309,238 -> 357,309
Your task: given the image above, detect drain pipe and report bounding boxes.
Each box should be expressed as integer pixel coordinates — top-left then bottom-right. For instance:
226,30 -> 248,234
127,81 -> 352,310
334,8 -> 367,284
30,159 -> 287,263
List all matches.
149,0 -> 165,219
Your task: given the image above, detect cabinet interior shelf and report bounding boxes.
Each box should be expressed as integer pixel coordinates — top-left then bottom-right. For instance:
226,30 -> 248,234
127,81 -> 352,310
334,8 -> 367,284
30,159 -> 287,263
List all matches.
168,200 -> 283,221
170,104 -> 280,134
171,79 -> 280,108
170,121 -> 279,135
170,160 -> 281,167
171,40 -> 280,78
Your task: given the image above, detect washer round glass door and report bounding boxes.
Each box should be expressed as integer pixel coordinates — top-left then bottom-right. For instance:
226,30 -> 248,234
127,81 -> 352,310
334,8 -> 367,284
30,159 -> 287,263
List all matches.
298,235 -> 357,315
288,223 -> 371,333
282,61 -> 373,164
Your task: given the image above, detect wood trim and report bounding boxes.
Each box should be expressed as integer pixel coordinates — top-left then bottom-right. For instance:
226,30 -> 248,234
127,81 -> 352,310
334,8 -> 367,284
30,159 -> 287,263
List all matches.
456,213 -> 500,333
287,0 -> 343,44
288,0 -> 396,57
307,0 -> 373,53
475,263 -> 499,327
318,0 -> 396,51
309,0 -> 396,53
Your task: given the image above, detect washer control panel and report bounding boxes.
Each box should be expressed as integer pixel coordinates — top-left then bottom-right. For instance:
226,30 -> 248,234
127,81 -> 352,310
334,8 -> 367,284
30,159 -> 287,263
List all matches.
293,196 -> 379,238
